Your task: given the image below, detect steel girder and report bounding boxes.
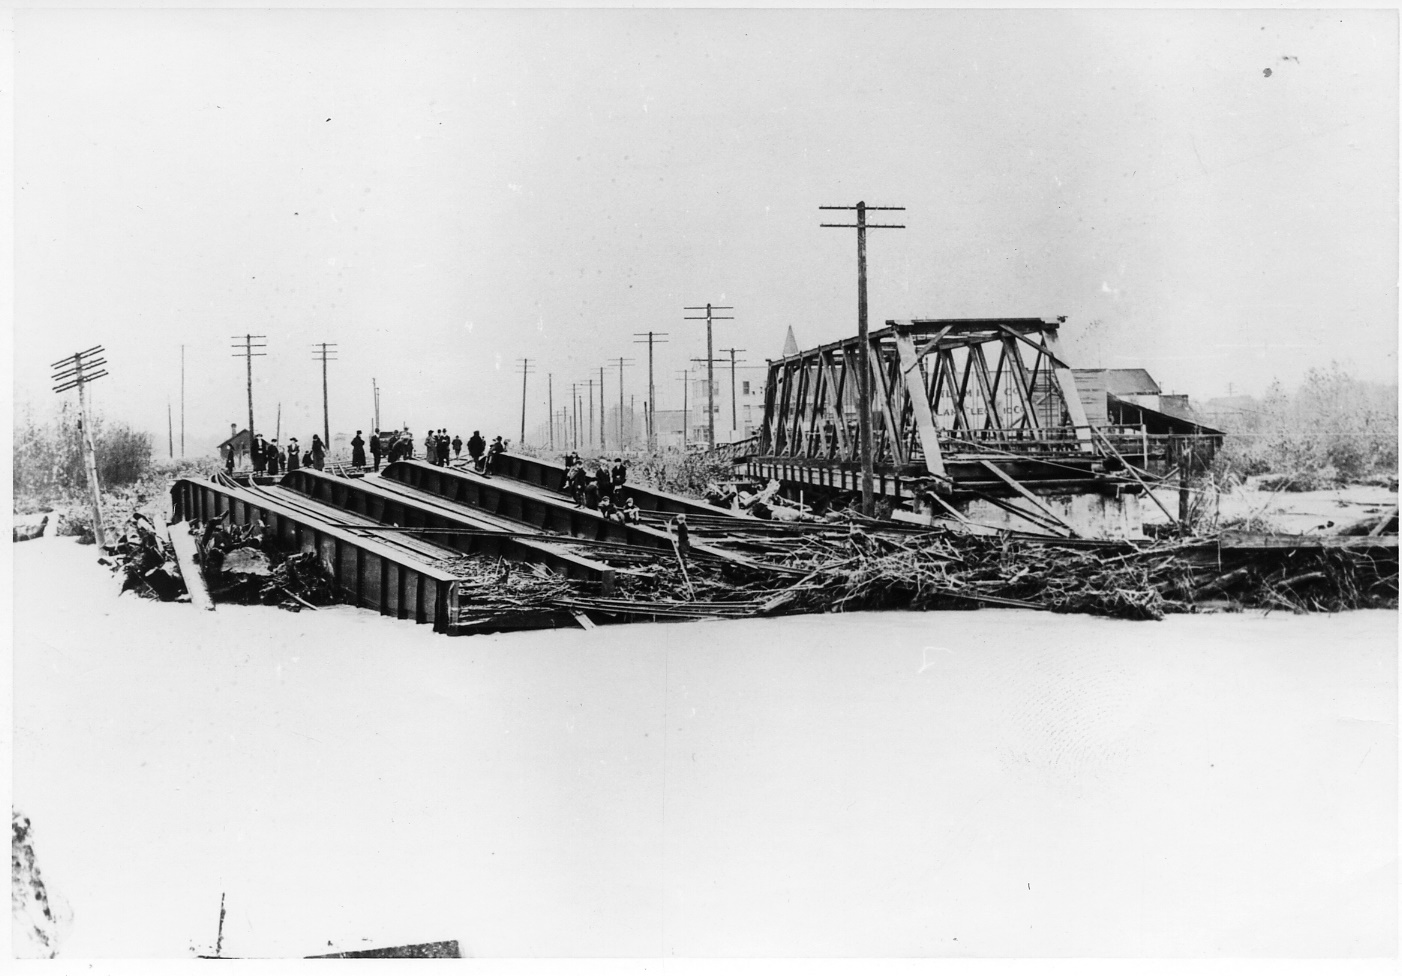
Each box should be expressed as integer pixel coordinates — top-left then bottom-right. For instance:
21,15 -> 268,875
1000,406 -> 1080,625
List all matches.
756,318 -> 1099,484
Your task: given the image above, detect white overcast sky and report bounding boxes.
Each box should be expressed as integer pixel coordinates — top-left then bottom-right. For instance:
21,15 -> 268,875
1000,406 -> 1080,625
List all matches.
10,7 -> 1398,451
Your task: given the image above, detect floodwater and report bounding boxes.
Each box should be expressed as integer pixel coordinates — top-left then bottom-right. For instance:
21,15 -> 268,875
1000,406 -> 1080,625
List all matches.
12,535 -> 1397,958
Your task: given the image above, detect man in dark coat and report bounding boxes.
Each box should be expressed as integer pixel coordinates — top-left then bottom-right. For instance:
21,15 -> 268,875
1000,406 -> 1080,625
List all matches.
438,429 -> 450,466
468,430 -> 486,470
351,430 -> 367,468
611,458 -> 627,489
452,434 -> 463,459
370,430 -> 382,470
567,463 -> 587,506
596,464 -> 613,503
311,434 -> 325,470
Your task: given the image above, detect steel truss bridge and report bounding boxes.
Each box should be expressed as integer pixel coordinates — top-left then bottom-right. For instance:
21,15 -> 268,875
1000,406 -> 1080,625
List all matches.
747,317 -> 1154,510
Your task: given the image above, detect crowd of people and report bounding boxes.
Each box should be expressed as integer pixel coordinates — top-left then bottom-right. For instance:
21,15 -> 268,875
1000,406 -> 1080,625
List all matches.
232,433 -> 326,475
561,453 -> 640,523
231,425 -> 518,477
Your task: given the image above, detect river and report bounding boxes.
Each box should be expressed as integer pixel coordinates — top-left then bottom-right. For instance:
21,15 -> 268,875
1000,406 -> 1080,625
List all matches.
12,535 -> 1397,959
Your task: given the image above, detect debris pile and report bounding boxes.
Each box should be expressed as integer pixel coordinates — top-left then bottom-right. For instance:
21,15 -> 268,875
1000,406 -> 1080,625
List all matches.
544,516 -> 1398,623
193,514 -> 337,609
98,512 -> 185,600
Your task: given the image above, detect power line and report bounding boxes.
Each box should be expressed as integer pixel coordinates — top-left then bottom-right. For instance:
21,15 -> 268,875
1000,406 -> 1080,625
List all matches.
52,345 -> 109,547
515,358 -> 536,446
608,357 -> 636,449
311,342 -> 338,448
718,347 -> 748,434
633,331 -> 670,451
683,303 -> 734,449
231,335 -> 267,451
820,201 -> 905,515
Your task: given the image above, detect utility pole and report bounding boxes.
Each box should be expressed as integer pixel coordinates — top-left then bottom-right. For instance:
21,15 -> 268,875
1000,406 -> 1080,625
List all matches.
372,377 -> 381,432
570,384 -> 579,449
629,394 -> 636,448
586,378 -> 595,450
633,331 -> 670,452
598,365 -> 607,452
51,345 -> 109,548
719,347 -> 747,434
179,344 -> 185,457
547,373 -> 554,451
821,201 -> 905,516
610,357 -> 635,450
275,403 -> 282,445
683,303 -> 733,449
515,358 -> 535,446
676,368 -> 690,450
232,334 -> 267,451
311,342 -> 338,448
168,401 -> 174,458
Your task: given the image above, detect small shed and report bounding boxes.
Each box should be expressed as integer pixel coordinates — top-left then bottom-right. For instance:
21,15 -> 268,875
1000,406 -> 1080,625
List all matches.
218,425 -> 252,468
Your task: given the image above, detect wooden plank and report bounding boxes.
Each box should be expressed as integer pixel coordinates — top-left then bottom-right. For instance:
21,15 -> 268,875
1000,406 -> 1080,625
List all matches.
1368,505 -> 1398,537
167,520 -> 215,611
895,333 -> 947,479
1042,329 -> 1094,451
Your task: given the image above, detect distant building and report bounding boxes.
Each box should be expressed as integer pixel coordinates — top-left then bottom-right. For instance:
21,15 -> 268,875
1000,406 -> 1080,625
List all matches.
1072,368 -> 1224,465
217,424 -> 252,468
1199,394 -> 1258,431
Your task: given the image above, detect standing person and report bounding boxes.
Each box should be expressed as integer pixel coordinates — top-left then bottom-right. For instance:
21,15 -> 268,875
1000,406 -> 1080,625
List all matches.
611,458 -> 627,490
423,429 -> 434,463
351,430 -> 367,468
596,463 -> 613,504
266,440 -> 281,476
583,476 -> 600,511
670,515 -> 690,564
452,433 -> 463,459
287,438 -> 300,471
311,433 -> 325,471
438,429 -> 450,466
402,429 -> 413,460
225,449 -> 235,475
252,434 -> 267,474
486,435 -> 505,475
370,430 -> 382,470
468,430 -> 486,472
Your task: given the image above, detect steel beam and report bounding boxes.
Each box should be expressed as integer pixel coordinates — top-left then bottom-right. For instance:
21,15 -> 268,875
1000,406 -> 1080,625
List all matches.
170,476 -> 463,631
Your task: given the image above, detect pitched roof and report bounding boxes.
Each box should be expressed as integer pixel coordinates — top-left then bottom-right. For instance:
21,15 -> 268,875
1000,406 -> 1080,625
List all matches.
782,326 -> 800,358
217,428 -> 251,449
1072,368 -> 1161,396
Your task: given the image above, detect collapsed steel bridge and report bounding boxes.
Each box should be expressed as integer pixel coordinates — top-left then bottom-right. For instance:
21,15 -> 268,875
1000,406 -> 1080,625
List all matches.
748,317 -> 1151,514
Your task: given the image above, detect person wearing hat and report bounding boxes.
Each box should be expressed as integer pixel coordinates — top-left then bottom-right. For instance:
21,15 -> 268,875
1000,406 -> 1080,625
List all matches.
287,438 -> 301,471
266,439 -> 281,476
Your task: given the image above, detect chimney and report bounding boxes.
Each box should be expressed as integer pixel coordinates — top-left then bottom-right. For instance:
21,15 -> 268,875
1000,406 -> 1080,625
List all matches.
231,423 -> 237,438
